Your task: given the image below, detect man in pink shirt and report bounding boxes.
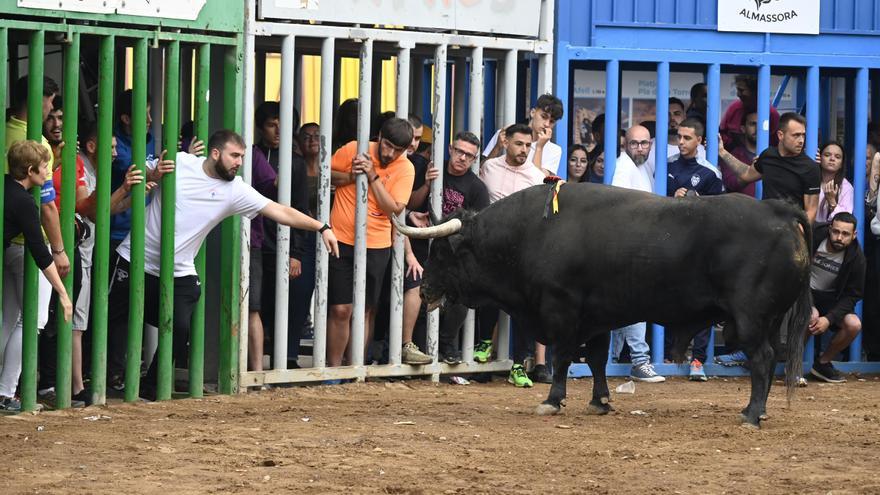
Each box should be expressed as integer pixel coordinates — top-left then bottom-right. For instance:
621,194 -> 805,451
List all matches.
720,75 -> 779,150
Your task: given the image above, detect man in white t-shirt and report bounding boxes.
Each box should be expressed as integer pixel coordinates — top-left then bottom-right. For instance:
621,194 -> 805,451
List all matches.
480,94 -> 565,177
609,125 -> 666,384
107,130 -> 339,400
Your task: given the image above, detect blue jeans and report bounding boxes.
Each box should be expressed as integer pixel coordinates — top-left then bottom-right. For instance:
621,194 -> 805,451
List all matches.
611,322 -> 650,366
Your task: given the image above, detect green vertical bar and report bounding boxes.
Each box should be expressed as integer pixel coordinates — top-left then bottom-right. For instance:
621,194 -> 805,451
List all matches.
0,28 -> 7,342
90,35 -> 114,406
21,30 -> 45,413
55,32 -> 80,410
157,40 -> 180,401
189,43 -> 210,398
124,38 -> 148,402
218,40 -> 242,395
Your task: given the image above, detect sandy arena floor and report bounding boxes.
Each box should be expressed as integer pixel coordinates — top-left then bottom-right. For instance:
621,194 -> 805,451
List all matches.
3,375 -> 879,494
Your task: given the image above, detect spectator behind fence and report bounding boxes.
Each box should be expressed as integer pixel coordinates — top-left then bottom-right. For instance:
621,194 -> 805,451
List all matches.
720,74 -> 780,150
809,213 -> 865,383
398,114 -> 435,365
111,89 -> 157,253
717,111 -> 758,197
1,141 -> 73,412
687,82 -> 707,125
664,118 -> 723,382
566,145 -> 589,183
480,94 -> 564,177
816,141 -> 854,223
326,118 -> 415,368
253,101 -> 311,371
108,130 -> 338,400
333,98 -> 359,152
609,125 -> 665,383
586,144 -> 605,184
479,124 -> 549,387
408,131 -> 489,366
718,112 -> 820,224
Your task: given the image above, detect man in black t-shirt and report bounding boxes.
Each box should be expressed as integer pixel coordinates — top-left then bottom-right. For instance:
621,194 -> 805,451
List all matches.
720,112 -> 820,223
403,131 -> 489,364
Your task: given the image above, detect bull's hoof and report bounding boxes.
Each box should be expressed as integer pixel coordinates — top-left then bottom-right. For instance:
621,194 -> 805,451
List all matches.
739,413 -> 761,429
535,403 -> 561,416
759,413 -> 769,421
586,397 -> 613,416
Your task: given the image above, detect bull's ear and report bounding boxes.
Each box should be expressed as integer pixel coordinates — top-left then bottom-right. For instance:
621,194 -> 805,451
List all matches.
448,233 -> 465,254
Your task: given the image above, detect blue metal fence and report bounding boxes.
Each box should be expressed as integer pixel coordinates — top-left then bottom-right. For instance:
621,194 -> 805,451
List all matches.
555,0 -> 880,377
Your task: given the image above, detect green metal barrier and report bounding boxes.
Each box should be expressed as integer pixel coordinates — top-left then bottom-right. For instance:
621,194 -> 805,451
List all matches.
55,31 -> 80,410
190,43 -> 211,398
21,30 -> 45,413
0,27 -> 7,363
124,37 -> 148,403
157,40 -> 180,401
90,35 -> 114,406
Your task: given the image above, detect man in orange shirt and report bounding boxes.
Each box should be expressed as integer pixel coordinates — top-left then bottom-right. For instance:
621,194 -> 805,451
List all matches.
327,118 -> 415,367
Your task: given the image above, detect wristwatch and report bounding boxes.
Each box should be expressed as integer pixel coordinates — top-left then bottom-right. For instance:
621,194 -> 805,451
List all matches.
318,223 -> 332,233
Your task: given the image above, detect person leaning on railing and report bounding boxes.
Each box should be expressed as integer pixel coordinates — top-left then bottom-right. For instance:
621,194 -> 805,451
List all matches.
0,140 -> 73,412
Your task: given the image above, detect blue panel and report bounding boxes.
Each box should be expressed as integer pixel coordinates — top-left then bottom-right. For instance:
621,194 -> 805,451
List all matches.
613,0 -> 635,23
656,0 -> 676,24
837,0 -> 856,31
594,0 -> 613,24
634,0 -> 655,24
820,0 -> 837,31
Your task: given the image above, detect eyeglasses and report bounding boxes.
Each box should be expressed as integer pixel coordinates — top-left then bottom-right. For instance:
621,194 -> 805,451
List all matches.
627,140 -> 651,149
451,147 -> 477,161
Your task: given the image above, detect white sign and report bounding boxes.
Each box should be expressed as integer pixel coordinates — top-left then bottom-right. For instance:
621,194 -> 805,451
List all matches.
18,0 -> 207,21
260,0 -> 542,38
718,0 -> 820,35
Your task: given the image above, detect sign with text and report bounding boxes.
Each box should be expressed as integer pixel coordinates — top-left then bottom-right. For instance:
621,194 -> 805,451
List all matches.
260,0 -> 542,38
18,0 -> 207,20
717,0 -> 820,35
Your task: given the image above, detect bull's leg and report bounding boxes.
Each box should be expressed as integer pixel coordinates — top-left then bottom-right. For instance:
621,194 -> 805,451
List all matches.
741,340 -> 774,428
536,347 -> 571,416
584,332 -> 613,415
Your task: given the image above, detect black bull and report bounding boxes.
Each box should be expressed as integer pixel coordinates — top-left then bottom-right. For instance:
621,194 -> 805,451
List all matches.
397,181 -> 812,428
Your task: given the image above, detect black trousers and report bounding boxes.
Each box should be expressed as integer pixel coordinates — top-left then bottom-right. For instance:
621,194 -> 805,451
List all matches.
106,255 -> 201,387
39,248 -> 83,390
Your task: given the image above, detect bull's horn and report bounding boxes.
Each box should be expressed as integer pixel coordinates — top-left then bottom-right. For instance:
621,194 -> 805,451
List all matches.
392,215 -> 462,239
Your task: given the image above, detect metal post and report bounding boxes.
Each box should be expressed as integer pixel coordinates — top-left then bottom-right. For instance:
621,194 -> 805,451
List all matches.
503,49 -> 518,125
55,31 -> 80,410
427,43 -> 448,373
313,37 -> 335,369
756,65 -> 771,199
851,67 -> 869,362
651,61 -> 669,364
462,45 -> 484,363
706,63 -> 721,165
351,39 -> 373,369
537,0 -> 554,95
274,35 -> 296,370
20,30 -> 45,413
219,39 -> 244,394
453,58 -> 467,137
388,42 -> 412,366
806,66 -> 820,165
90,35 -> 115,406
602,59 -> 619,184
189,42 -> 210,397
484,60 -> 497,143
123,37 -> 148,402
0,28 -> 6,336
157,40 -> 180,401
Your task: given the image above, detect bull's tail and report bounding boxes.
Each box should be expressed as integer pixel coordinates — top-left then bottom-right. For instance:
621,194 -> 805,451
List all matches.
784,213 -> 813,402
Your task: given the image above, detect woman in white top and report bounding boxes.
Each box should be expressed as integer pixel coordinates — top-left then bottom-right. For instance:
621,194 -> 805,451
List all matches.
816,141 -> 854,223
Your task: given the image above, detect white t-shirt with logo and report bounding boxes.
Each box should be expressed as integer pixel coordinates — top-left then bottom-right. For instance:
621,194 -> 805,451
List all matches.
117,151 -> 270,277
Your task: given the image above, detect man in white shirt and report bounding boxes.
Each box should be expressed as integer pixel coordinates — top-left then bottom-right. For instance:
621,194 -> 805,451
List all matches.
107,130 -> 339,400
609,125 -> 666,383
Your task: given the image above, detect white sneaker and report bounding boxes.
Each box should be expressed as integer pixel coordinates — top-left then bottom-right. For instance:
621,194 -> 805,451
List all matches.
630,363 -> 666,383
402,342 -> 433,365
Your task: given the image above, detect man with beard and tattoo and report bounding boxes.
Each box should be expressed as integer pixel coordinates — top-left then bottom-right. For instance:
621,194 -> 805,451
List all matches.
717,111 -> 758,197
106,130 -> 339,400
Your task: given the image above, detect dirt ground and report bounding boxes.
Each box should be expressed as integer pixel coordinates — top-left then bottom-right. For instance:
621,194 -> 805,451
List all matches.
3,375 -> 880,495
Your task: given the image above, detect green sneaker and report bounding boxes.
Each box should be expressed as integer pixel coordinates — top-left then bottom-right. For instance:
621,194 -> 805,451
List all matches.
473,339 -> 493,363
508,364 -> 533,388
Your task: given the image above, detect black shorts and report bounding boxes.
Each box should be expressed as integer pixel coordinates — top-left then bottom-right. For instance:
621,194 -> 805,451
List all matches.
812,290 -> 853,332
328,242 -> 391,307
403,238 -> 430,292
249,247 -> 263,311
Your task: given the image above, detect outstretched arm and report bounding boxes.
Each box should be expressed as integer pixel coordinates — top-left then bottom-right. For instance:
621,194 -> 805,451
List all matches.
260,201 -> 340,258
